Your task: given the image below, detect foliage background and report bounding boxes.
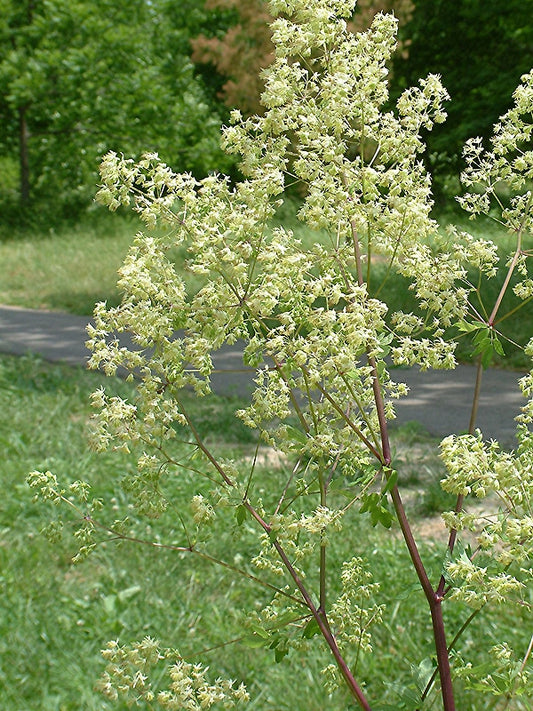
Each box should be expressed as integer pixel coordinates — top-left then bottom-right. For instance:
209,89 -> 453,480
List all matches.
0,0 -> 232,221
393,0 -> 533,185
1,0 -> 532,223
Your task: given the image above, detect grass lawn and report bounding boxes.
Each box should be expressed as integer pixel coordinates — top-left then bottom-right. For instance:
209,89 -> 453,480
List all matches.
1,353 -> 531,709
0,212 -> 137,315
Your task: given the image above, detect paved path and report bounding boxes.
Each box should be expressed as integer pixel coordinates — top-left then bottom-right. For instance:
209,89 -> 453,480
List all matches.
0,304 -> 529,446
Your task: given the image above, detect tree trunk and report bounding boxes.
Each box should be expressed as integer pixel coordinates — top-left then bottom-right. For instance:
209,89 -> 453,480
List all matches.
19,105 -> 30,203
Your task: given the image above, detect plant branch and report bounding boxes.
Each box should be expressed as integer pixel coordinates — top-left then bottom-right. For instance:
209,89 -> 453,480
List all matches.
487,198 -> 529,327
436,356 -> 483,598
175,395 -> 235,487
270,354 -> 310,433
420,607 -> 483,703
274,457 -> 303,516
319,467 -> 327,612
494,293 -> 533,326
272,537 -> 371,710
242,498 -> 371,709
338,371 -> 382,454
342,204 -> 457,707
82,509 -> 304,606
196,613 -> 312,657
311,375 -> 383,461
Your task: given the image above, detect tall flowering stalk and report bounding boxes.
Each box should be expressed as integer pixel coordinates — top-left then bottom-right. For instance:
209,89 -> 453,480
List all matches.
29,1 -> 533,709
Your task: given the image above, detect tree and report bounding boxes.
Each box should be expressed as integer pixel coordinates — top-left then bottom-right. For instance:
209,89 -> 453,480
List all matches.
191,0 -> 413,115
0,0 -> 230,216
393,0 -> 533,180
351,0 -> 413,35
191,0 -> 275,116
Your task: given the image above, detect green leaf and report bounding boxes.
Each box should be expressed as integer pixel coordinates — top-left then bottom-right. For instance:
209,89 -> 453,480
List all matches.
327,478 -> 356,498
378,331 -> 394,358
250,623 -> 270,639
285,425 -> 307,446
275,611 -> 302,628
242,634 -> 270,649
380,681 -> 421,709
396,582 -> 420,601
364,490 -> 393,528
456,319 -> 480,333
472,329 -> 490,347
471,340 -> 489,356
481,344 -> 494,369
360,492 -> 379,514
413,657 -> 435,693
381,469 -> 398,495
236,504 -> 246,526
274,646 -> 289,663
302,617 -> 320,639
117,585 -> 142,602
242,623 -> 271,648
102,594 -> 116,614
377,505 -> 393,529
493,335 -> 505,356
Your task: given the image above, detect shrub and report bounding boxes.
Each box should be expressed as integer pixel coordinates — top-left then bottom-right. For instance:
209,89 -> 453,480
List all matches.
29,1 -> 533,708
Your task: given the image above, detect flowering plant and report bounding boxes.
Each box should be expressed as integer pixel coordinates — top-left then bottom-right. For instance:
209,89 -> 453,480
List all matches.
29,1 -> 533,708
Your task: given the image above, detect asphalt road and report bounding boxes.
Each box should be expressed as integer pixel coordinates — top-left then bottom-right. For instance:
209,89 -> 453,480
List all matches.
0,304 -> 529,446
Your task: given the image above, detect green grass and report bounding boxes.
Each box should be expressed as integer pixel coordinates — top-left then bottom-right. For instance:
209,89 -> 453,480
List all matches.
0,212 -> 138,315
0,205 -> 325,316
1,353 -> 531,710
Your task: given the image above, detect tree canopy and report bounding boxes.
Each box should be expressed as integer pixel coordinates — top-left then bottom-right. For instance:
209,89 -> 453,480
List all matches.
1,0 -> 531,220
393,0 -> 533,178
0,0 -> 230,217
191,0 -> 413,115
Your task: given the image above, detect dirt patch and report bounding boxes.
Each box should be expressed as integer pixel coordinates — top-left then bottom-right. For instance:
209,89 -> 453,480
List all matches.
243,446 -> 288,470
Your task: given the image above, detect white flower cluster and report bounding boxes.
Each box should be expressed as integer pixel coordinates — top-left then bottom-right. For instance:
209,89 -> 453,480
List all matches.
97,637 -> 249,709
27,470 -> 101,561
440,424 -> 533,606
190,494 -> 216,526
455,642 -> 533,699
329,557 -> 383,656
459,69 -> 533,234
60,0 -> 533,703
91,0 -> 487,502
